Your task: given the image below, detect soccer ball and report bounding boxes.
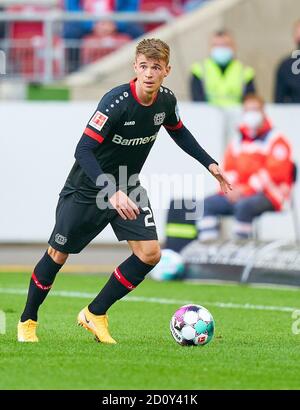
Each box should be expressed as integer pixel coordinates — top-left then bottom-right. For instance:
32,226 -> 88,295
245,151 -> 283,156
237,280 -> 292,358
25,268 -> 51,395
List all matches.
170,304 -> 215,346
149,249 -> 184,281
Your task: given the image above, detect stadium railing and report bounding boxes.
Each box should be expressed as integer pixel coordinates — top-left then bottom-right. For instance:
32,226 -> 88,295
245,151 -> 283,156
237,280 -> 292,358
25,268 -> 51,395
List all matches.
0,10 -> 173,83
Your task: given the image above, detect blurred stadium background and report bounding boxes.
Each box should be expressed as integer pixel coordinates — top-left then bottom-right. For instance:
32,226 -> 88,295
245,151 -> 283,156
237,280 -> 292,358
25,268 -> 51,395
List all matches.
2,0 -> 300,392
0,0 -> 300,279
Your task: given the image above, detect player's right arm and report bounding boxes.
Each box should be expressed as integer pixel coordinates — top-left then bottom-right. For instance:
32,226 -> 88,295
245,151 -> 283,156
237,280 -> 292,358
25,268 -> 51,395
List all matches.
74,136 -> 105,186
74,103 -> 113,188
74,95 -> 139,220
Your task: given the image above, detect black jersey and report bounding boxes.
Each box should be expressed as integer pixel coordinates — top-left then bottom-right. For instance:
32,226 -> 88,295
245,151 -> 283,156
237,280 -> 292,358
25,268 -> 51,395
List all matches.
61,79 -> 183,200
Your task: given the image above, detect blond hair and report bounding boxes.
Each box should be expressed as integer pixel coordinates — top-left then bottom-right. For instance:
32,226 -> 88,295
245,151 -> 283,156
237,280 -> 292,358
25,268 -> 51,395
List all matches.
135,38 -> 170,65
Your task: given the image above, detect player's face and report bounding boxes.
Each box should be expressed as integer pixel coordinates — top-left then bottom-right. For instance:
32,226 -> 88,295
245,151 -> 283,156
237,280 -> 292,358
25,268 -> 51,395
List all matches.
134,55 -> 170,94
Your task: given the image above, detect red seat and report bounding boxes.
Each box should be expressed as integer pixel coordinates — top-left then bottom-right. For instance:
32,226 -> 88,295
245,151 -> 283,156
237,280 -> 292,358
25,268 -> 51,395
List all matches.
8,5 -> 64,80
8,5 -> 44,39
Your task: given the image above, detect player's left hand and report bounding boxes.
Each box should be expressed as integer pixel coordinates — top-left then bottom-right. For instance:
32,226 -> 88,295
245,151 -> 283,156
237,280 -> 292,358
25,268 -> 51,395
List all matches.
208,163 -> 232,194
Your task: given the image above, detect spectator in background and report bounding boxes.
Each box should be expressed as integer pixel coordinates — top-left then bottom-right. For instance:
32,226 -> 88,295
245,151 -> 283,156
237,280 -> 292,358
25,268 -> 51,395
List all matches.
190,30 -> 256,107
80,1 -> 140,66
83,0 -> 117,37
198,94 -> 294,241
87,0 -> 145,39
63,0 -> 144,72
63,0 -> 95,72
63,0 -> 143,40
115,0 -> 144,39
274,20 -> 300,103
63,0 -> 94,42
63,1 -> 117,44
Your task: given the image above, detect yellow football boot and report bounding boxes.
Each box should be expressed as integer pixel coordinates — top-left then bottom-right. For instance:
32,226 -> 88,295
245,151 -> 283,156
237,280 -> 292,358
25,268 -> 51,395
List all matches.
17,319 -> 39,342
77,307 -> 117,344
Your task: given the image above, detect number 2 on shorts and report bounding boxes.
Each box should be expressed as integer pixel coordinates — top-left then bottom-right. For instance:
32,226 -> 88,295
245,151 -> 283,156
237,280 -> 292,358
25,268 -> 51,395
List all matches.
142,207 -> 155,227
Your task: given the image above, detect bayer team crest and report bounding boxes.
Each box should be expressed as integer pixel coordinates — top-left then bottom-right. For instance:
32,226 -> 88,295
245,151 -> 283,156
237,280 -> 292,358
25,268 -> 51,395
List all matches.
55,233 -> 67,245
154,112 -> 166,126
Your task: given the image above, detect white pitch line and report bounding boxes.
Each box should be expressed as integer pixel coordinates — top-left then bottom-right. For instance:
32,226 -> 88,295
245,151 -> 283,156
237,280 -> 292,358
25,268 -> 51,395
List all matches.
0,288 -> 298,313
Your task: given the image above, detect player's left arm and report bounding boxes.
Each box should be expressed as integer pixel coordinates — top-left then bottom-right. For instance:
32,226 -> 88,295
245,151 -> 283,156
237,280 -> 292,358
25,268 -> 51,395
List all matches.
164,95 -> 232,194
166,126 -> 232,194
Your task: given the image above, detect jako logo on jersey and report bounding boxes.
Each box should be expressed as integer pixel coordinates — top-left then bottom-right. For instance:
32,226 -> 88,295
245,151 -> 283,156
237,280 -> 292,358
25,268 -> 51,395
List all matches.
112,133 -> 158,146
55,233 -> 67,245
124,121 -> 135,126
154,112 -> 166,126
89,111 -> 108,131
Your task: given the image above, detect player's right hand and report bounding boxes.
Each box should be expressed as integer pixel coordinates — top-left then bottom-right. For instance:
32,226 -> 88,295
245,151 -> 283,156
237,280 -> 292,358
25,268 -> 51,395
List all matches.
109,190 -> 140,220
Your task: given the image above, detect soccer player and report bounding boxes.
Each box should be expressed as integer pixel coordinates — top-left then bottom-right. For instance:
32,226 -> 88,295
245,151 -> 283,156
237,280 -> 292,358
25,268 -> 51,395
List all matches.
18,38 -> 231,343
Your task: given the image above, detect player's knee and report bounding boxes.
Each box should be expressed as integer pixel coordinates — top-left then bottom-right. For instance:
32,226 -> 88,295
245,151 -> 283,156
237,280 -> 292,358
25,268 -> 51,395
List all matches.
47,246 -> 69,265
138,247 -> 161,266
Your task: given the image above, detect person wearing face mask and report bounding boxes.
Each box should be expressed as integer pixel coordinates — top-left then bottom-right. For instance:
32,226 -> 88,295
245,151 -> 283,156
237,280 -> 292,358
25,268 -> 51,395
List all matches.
190,30 -> 256,107
274,20 -> 300,103
198,94 -> 294,240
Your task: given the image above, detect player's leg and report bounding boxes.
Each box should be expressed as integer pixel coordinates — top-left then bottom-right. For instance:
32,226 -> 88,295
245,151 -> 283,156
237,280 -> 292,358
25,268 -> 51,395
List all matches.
18,192 -> 109,342
233,193 -> 275,239
78,240 -> 160,344
78,193 -> 159,344
197,194 -> 234,241
18,247 -> 68,342
89,240 -> 160,314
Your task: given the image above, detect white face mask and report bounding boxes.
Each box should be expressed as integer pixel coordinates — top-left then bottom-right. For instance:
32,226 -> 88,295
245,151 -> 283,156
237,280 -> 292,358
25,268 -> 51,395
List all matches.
242,111 -> 264,131
210,46 -> 234,66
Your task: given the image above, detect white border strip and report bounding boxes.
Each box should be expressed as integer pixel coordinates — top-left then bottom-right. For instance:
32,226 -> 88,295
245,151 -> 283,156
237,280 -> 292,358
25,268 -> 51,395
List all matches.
0,288 -> 298,313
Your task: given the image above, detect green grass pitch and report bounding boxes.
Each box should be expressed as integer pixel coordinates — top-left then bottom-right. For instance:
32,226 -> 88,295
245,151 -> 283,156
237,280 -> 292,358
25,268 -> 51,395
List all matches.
1,272 -> 300,390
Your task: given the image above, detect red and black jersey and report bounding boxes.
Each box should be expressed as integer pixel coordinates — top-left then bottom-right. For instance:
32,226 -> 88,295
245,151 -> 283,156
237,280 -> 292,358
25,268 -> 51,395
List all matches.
61,79 -> 183,200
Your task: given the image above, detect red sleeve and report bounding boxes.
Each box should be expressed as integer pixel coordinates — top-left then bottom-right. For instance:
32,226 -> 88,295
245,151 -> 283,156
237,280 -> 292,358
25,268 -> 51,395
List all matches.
82,93 -> 122,143
163,93 -> 184,130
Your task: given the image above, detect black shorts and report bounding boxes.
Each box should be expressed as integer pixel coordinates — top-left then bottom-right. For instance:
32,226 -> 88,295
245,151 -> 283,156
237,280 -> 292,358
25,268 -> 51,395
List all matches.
48,188 -> 158,254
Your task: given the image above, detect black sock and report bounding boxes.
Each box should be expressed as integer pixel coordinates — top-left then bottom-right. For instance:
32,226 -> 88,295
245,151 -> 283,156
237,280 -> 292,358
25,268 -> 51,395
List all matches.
88,253 -> 155,315
20,251 -> 63,322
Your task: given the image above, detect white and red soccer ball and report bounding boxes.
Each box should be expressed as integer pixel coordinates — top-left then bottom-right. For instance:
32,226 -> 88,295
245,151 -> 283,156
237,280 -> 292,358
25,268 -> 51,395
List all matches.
170,304 -> 215,346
